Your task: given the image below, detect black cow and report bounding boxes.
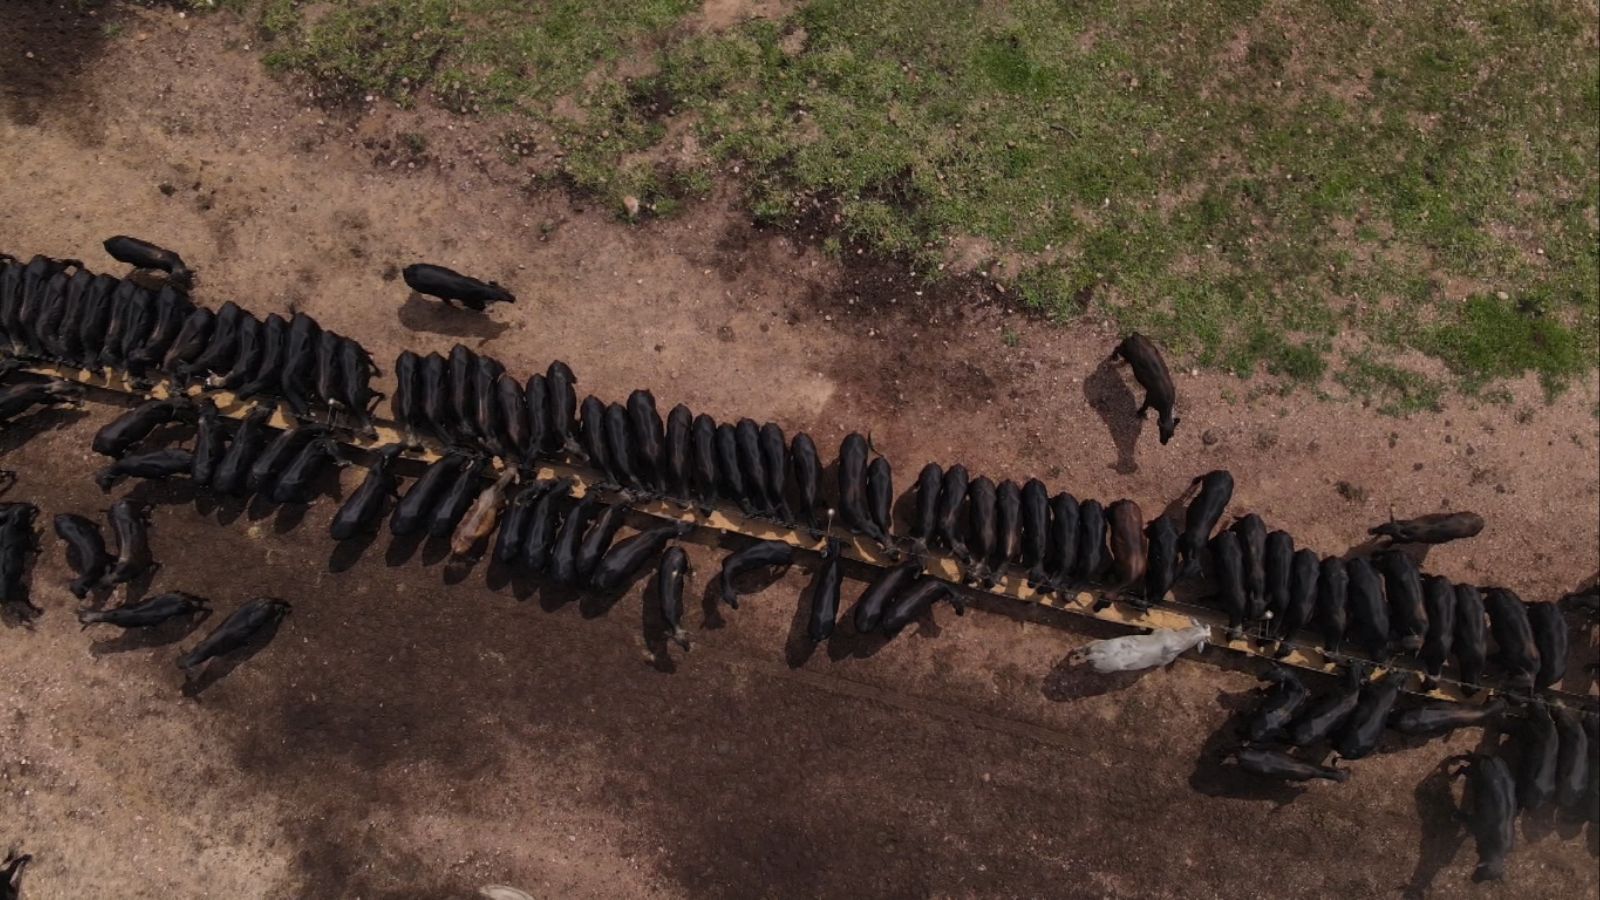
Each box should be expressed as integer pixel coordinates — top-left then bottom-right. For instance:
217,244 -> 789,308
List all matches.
402,263 -> 516,310
1110,332 -> 1179,444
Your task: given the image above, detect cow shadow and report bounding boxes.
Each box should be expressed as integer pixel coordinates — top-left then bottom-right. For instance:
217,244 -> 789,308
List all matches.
126,476 -> 201,510
419,533 -> 454,567
639,571 -> 681,674
1563,637 -> 1598,700
826,620 -> 890,661
88,609 -> 212,657
442,552 -> 481,586
483,555 -> 517,593
74,583 -> 116,611
699,576 -> 728,631
270,468 -> 346,535
272,501 -> 311,535
397,292 -> 509,341
193,491 -> 248,526
830,583 -> 893,661
1030,608 -> 1158,701
580,566 -> 653,619
1158,479 -> 1201,526
1041,654 -> 1149,702
1521,804 -> 1563,846
139,420 -> 197,452
1187,688 -> 1307,806
1466,725 -> 1587,847
818,454 -> 840,516
0,600 -> 42,629
1550,806 -> 1591,844
889,482 -> 919,545
1402,758 -> 1467,900
179,614 -> 287,700
245,492 -> 279,523
385,530 -> 425,567
110,563 -> 161,607
884,609 -> 953,644
1083,356 -> 1142,475
479,556 -> 538,603
535,581 -> 584,614
327,530 -> 381,574
784,572 -> 821,669
710,563 -> 791,631
1394,543 -> 1433,568
1342,537 -> 1432,569
1340,536 -> 1385,561
0,405 -> 88,457
506,570 -> 540,603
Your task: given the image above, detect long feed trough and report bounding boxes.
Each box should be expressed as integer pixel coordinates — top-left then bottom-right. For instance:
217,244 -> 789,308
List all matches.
2,249 -> 1593,715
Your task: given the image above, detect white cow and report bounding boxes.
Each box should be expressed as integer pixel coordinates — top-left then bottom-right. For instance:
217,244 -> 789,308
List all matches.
480,888 -> 534,900
1066,619 -> 1210,673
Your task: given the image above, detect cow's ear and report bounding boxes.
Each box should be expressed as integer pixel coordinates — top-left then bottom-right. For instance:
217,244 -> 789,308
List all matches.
1172,417 -> 1181,428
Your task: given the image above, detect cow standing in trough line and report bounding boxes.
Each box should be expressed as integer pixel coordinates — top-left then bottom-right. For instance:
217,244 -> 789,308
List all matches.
1110,332 -> 1180,444
402,263 -> 517,311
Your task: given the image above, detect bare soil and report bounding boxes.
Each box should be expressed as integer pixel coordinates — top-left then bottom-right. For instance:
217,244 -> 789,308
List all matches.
1,4 -> 1597,898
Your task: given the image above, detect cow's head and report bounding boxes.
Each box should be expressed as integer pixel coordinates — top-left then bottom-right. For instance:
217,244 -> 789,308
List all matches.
1158,410 -> 1180,445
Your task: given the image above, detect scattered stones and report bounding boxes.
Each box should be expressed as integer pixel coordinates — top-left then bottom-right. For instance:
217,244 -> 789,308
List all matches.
1335,481 -> 1368,503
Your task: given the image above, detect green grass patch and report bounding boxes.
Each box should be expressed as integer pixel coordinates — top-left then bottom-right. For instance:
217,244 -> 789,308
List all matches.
236,0 -> 1598,401
261,0 -> 460,103
258,0 -> 698,106
1335,352 -> 1445,416
1423,293 -> 1586,396
1265,338 -> 1328,384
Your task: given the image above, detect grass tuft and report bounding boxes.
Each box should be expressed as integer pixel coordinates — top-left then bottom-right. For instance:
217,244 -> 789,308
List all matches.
1423,294 -> 1585,397
1335,353 -> 1445,416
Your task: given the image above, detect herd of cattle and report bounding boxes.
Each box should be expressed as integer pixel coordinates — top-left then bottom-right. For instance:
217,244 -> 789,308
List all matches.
1222,658 -> 1596,881
0,241 -> 1598,888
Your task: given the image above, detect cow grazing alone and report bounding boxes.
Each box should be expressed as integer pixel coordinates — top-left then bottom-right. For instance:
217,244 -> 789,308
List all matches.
103,235 -> 193,286
402,263 -> 516,311
1369,511 -> 1483,546
1110,332 -> 1180,444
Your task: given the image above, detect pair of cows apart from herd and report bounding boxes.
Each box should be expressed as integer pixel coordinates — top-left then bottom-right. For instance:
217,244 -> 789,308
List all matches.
0,238 -> 1595,892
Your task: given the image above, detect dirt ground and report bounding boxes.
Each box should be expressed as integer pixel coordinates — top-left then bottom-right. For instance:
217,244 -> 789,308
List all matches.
2,4 -> 1598,899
